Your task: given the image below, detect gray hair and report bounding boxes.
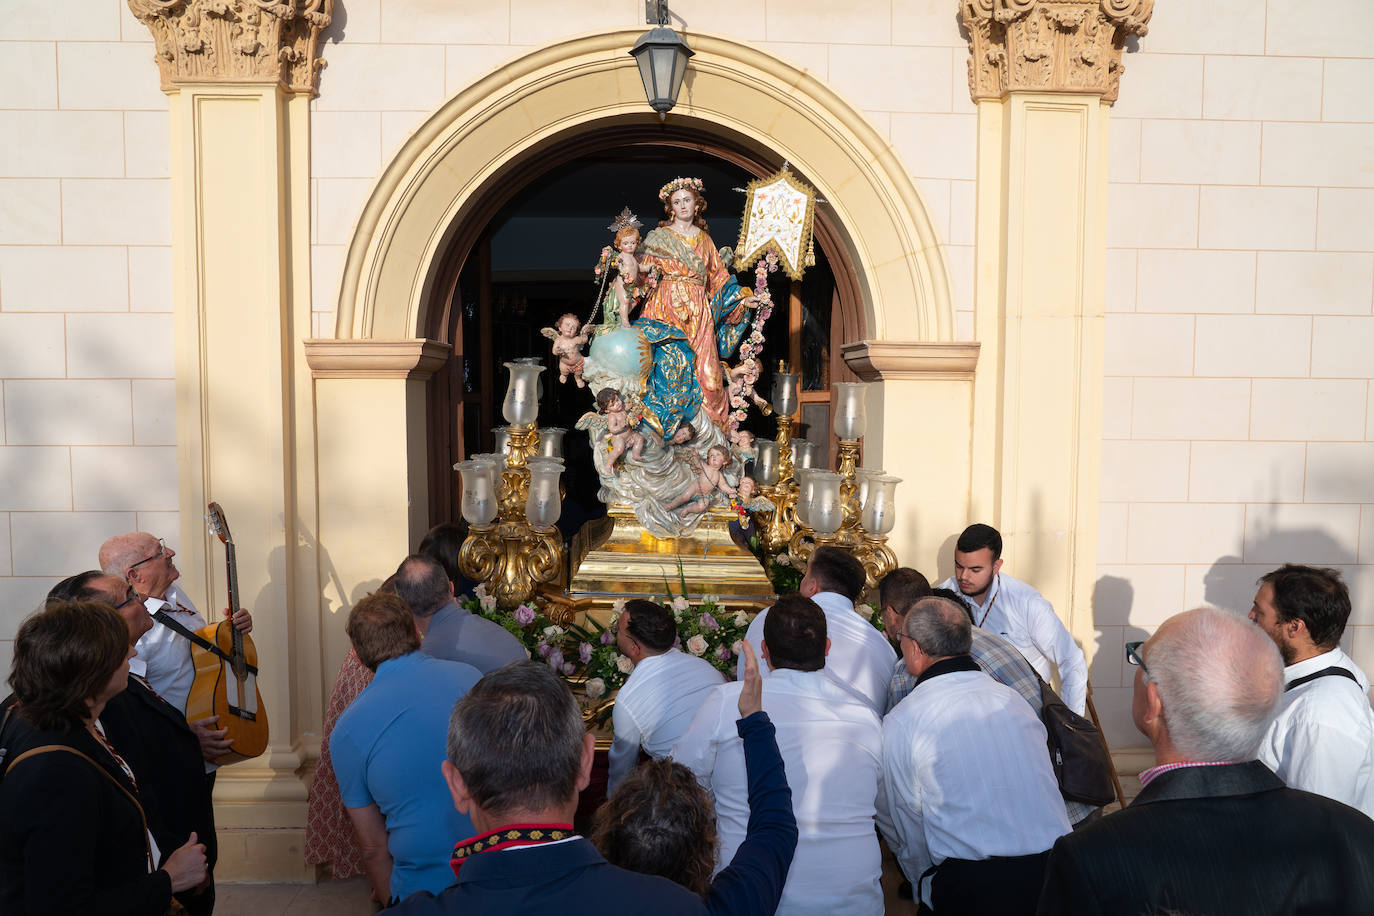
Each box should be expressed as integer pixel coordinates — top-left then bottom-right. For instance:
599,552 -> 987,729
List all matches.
392,555 -> 450,619
902,596 -> 972,658
1147,606 -> 1283,762
446,661 -> 585,818
98,532 -> 150,579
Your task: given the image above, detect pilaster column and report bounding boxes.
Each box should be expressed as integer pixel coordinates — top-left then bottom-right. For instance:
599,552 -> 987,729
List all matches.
128,0 -> 333,881
961,1 -> 1153,665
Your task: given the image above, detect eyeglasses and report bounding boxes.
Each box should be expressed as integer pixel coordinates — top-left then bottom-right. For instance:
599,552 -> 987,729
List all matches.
114,587 -> 142,611
127,538 -> 166,574
1125,640 -> 1150,677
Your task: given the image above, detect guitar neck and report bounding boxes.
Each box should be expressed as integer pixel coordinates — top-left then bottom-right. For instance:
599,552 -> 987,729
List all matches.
226,541 -> 243,659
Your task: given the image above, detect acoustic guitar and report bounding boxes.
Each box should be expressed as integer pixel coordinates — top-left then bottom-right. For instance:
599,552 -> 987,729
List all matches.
186,502 -> 269,764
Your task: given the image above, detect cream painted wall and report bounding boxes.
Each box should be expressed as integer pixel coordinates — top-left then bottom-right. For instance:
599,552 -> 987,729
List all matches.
1,0 -> 1372,760
1091,0 -> 1374,748
0,2 -> 179,678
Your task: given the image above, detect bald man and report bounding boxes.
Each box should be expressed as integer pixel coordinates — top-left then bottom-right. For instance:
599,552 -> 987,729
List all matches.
1038,607 -> 1374,914
99,532 -> 252,734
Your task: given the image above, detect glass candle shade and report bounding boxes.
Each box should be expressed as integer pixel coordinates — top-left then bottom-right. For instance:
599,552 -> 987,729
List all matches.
492,427 -> 511,455
471,453 -> 504,494
792,439 -> 818,470
854,467 -> 882,511
772,372 -> 799,417
502,361 -> 544,426
456,460 -> 498,527
538,427 -> 566,459
754,440 -> 779,486
794,468 -> 818,527
526,462 -> 563,529
512,356 -> 545,401
831,382 -> 868,441
807,471 -> 845,536
861,475 -> 901,537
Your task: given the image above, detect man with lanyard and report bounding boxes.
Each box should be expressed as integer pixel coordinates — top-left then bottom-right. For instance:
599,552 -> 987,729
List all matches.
99,531 -> 254,760
937,524 -> 1088,714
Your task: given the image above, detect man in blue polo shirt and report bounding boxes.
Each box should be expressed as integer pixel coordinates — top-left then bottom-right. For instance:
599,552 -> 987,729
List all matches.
331,592 -> 482,904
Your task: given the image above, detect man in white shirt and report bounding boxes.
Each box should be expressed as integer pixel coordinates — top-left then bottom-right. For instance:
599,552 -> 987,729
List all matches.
608,599 -> 725,793
879,596 -> 1069,914
739,545 -> 895,714
99,531 -> 253,761
677,594 -> 883,914
1249,564 -> 1374,818
937,523 -> 1088,713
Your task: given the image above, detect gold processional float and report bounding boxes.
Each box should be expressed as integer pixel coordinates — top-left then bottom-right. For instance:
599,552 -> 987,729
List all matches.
452,167 -> 901,631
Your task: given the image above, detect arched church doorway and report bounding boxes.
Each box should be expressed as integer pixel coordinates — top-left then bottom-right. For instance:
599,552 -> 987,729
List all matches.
420,125 -> 866,533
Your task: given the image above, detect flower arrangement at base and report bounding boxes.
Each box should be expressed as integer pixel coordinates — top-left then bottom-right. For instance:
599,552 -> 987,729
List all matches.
458,583 -> 753,724
767,550 -> 803,594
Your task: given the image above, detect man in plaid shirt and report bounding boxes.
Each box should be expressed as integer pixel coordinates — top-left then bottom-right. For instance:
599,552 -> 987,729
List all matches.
879,571 -> 1099,827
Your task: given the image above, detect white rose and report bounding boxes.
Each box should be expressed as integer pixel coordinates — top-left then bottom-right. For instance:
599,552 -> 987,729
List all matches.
731,640 -> 744,654
856,603 -> 874,619
478,594 -> 497,612
732,611 -> 748,627
672,596 -> 690,612
474,583 -> 489,599
775,554 -> 791,567
687,635 -> 708,656
612,597 -> 627,613
543,624 -> 565,638
702,594 -> 720,607
585,678 -> 606,700
615,654 -> 635,674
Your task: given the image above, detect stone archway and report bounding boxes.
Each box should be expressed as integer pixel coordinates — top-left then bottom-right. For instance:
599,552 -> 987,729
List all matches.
332,28 -> 955,344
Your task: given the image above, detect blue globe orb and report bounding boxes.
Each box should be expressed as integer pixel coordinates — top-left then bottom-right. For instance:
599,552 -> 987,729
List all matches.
587,326 -> 652,385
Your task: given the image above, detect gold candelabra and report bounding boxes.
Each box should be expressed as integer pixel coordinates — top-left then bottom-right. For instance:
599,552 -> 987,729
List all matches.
756,373 -> 899,591
455,362 -> 566,608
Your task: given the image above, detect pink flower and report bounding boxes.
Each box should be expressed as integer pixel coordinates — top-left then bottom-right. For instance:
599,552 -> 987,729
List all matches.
547,648 -> 565,670
514,604 -> 537,626
579,642 -> 594,663
600,629 -> 616,645
687,635 -> 708,656
715,644 -> 732,661
536,640 -> 552,658
698,612 -> 718,630
562,662 -> 575,676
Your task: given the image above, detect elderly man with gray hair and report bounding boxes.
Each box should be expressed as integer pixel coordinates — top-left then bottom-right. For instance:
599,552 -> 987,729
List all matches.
879,596 -> 1070,915
1037,607 -> 1374,914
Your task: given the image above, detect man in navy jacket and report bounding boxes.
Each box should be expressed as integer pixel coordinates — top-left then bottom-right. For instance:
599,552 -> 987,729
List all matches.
390,661 -> 710,915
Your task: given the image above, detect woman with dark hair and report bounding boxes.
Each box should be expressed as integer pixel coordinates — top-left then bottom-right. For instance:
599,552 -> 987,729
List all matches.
591,642 -> 797,915
0,601 -> 207,915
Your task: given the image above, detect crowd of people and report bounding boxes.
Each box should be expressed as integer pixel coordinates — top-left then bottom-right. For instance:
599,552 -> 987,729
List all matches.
2,521 -> 1373,914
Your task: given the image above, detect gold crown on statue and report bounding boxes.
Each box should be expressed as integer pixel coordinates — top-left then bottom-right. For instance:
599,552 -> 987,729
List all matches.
607,207 -> 643,233
658,176 -> 705,201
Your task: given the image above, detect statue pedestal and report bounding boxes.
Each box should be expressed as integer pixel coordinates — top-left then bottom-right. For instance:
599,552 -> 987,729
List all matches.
568,503 -> 774,620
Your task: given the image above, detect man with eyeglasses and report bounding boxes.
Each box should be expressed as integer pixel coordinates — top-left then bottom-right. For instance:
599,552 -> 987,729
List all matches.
34,572 -> 220,916
98,532 -> 253,756
1037,607 -> 1374,915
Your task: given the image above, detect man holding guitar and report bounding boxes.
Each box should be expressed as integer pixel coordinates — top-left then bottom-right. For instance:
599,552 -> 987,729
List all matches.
98,531 -> 254,763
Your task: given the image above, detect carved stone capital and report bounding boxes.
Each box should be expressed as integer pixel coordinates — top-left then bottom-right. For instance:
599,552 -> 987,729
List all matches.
960,0 -> 1154,103
127,0 -> 333,95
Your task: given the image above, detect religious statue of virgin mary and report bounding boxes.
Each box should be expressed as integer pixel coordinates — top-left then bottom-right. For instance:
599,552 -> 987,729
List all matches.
579,177 -> 762,538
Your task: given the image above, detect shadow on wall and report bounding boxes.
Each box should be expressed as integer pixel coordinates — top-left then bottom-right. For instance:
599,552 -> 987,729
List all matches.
1203,524 -> 1353,616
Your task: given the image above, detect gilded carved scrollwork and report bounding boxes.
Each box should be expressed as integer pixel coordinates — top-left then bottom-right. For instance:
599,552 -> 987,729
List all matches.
959,0 -> 1154,102
127,0 -> 333,94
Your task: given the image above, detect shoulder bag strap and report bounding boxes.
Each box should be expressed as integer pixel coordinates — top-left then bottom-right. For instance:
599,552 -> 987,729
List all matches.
1285,666 -> 1361,692
8,744 -> 156,871
153,609 -> 254,673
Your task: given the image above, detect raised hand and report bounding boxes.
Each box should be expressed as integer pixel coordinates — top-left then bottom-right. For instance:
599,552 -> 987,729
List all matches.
738,639 -> 763,719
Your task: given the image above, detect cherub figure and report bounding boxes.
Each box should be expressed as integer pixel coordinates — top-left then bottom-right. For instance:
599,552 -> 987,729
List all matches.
668,444 -> 736,514
727,361 -> 773,415
730,428 -> 757,462
541,313 -> 593,387
735,476 -> 774,513
608,225 -> 641,329
590,387 -> 645,468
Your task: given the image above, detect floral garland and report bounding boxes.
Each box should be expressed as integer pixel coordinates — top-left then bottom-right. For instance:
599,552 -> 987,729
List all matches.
728,250 -> 780,433
659,176 -> 706,201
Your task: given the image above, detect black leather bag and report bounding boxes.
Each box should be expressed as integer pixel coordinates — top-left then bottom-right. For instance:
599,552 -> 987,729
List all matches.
1039,679 -> 1116,806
